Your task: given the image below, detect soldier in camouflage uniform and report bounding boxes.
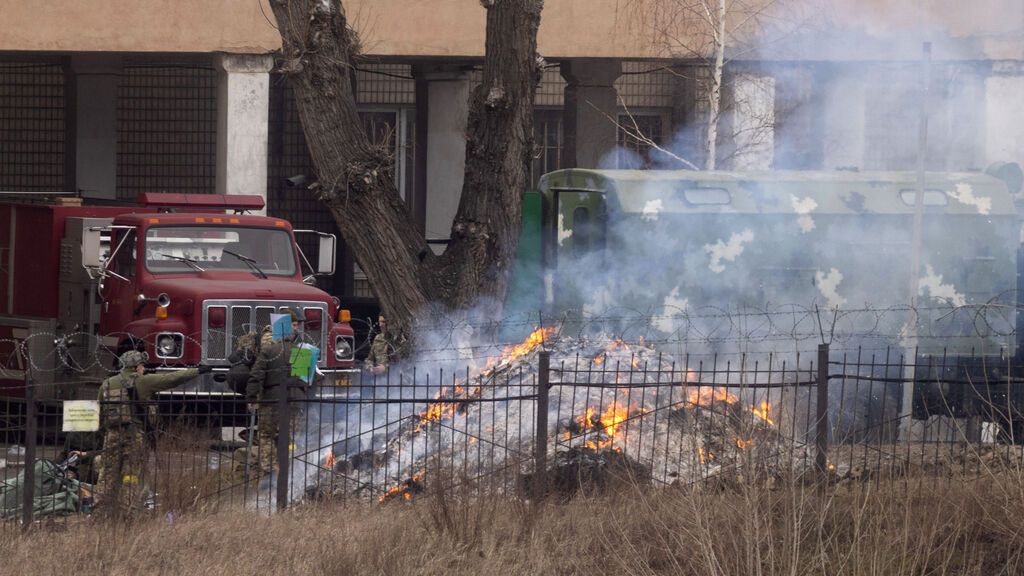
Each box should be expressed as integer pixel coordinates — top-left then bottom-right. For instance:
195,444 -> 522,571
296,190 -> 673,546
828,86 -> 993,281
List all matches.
246,309 -> 312,478
364,314 -> 395,375
95,350 -> 208,514
231,326 -> 272,476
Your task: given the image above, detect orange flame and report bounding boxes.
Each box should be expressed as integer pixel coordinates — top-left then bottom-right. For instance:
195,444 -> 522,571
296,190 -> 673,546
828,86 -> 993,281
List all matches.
484,327 -> 557,375
415,401 -> 456,432
698,447 -> 715,464
593,354 -> 606,365
750,401 -> 774,426
323,451 -> 336,469
735,438 -> 752,449
686,386 -> 739,408
574,403 -> 630,450
504,327 -> 556,362
379,472 -> 424,504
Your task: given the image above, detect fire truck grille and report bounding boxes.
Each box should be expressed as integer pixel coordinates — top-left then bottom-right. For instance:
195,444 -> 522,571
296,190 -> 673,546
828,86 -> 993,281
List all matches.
201,300 -> 329,365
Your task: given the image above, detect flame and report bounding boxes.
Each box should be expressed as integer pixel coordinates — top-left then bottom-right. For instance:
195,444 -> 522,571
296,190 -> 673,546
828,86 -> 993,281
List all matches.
379,472 -> 424,503
686,386 -> 739,408
593,354 -> 606,365
698,447 -> 715,464
323,451 -> 336,469
750,401 -> 774,426
735,438 -> 751,449
504,327 -> 556,362
573,403 -> 630,450
415,401 -> 456,432
631,356 -> 641,369
484,326 -> 556,375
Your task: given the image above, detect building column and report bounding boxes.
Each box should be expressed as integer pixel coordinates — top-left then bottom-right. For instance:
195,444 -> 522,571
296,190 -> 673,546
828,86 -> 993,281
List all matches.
985,61 -> 1024,166
727,72 -> 775,170
822,66 -> 866,170
71,55 -> 121,200
561,59 -> 621,169
215,53 -> 273,212
416,65 -> 472,251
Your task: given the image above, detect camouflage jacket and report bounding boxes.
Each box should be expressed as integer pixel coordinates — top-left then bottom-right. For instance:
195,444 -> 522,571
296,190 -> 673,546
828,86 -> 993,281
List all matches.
98,368 -> 200,428
364,333 -> 395,370
246,339 -> 313,401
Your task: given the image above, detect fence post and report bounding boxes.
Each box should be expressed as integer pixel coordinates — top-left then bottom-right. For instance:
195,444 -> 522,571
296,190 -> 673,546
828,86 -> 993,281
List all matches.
534,351 -> 550,500
275,382 -> 291,511
815,343 -> 830,481
22,376 -> 36,531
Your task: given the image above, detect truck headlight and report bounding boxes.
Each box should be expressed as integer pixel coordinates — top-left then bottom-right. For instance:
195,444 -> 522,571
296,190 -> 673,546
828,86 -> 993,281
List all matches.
334,335 -> 354,361
156,333 -> 184,359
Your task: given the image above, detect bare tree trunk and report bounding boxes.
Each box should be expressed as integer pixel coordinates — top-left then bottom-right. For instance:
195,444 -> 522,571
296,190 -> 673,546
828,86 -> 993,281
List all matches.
270,0 -> 542,341
441,0 -> 543,310
269,1 -> 436,338
704,0 -> 726,170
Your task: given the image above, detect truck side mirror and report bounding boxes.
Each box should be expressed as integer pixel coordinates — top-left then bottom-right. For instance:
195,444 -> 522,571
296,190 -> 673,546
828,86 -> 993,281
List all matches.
317,234 -> 336,275
82,226 -> 104,269
294,230 -> 337,278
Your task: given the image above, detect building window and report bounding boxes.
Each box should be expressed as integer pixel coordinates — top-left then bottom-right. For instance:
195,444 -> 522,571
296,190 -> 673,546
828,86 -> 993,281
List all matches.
531,109 -> 562,187
0,63 -> 66,192
357,108 -> 415,200
617,113 -> 664,169
864,64 -> 984,171
117,64 -> 217,200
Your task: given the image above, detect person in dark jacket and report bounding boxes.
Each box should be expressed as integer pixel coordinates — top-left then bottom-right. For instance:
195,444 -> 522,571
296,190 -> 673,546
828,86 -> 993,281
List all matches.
246,309 -> 311,478
226,329 -> 263,395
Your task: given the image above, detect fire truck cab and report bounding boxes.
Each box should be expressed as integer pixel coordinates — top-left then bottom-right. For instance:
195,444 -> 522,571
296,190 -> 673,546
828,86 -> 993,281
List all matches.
0,192 -> 357,403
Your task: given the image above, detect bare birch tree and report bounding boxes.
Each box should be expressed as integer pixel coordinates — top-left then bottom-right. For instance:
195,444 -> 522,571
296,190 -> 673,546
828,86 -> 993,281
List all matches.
626,0 -> 805,169
268,0 -> 543,343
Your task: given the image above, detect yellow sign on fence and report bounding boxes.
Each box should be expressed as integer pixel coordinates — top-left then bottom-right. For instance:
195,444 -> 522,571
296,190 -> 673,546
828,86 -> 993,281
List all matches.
62,400 -> 100,432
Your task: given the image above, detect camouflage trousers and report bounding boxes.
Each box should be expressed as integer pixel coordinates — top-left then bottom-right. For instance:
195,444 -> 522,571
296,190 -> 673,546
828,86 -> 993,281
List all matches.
96,426 -> 150,514
241,403 -> 305,480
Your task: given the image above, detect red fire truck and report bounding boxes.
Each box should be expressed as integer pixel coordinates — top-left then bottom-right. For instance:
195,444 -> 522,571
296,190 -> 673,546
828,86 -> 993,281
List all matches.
0,192 -> 357,409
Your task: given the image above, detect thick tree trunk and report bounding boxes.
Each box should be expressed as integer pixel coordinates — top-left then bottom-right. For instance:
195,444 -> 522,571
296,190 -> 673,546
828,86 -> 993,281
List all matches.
441,0 -> 543,309
269,0 -> 542,342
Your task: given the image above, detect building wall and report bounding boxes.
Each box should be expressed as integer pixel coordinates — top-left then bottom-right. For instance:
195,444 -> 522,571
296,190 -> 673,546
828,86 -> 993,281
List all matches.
2,0 -> 1020,59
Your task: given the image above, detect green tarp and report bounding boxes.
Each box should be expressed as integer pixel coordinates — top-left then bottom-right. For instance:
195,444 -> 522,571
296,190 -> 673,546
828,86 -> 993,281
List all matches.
0,460 -> 83,519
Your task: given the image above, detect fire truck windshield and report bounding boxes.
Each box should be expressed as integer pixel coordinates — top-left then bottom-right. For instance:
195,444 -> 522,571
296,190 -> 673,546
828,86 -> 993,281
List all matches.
144,226 -> 297,276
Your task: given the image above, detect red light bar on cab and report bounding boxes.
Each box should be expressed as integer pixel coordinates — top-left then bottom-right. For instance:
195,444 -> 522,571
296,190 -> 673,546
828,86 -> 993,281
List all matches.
137,193 -> 265,211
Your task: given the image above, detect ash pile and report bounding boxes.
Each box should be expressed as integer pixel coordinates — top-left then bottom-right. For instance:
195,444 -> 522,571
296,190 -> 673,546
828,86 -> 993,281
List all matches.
300,328 -> 810,503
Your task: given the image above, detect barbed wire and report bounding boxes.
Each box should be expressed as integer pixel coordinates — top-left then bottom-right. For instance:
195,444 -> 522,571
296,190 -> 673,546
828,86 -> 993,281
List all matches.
0,301 -> 1019,379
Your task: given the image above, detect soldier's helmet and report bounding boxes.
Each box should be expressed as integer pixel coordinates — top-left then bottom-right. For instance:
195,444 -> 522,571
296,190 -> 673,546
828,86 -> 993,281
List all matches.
119,350 -> 149,369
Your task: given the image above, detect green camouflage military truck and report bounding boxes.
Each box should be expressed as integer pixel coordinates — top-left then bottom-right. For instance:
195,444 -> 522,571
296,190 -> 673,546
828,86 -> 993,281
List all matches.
512,165 -> 1024,433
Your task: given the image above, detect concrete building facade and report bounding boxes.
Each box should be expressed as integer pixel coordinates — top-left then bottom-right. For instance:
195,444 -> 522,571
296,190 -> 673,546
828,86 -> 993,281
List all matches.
2,0 -> 1024,299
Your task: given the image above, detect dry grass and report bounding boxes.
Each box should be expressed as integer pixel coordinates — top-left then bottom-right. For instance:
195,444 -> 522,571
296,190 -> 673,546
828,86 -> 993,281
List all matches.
3,468 -> 1023,576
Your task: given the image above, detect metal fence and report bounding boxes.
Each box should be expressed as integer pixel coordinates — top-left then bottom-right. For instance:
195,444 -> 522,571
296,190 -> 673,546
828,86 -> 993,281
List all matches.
4,337 -> 1024,531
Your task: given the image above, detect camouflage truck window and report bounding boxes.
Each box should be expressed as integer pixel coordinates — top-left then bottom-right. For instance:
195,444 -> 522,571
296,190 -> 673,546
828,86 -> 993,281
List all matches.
144,226 -> 297,276
683,187 -> 731,205
573,207 -> 591,257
